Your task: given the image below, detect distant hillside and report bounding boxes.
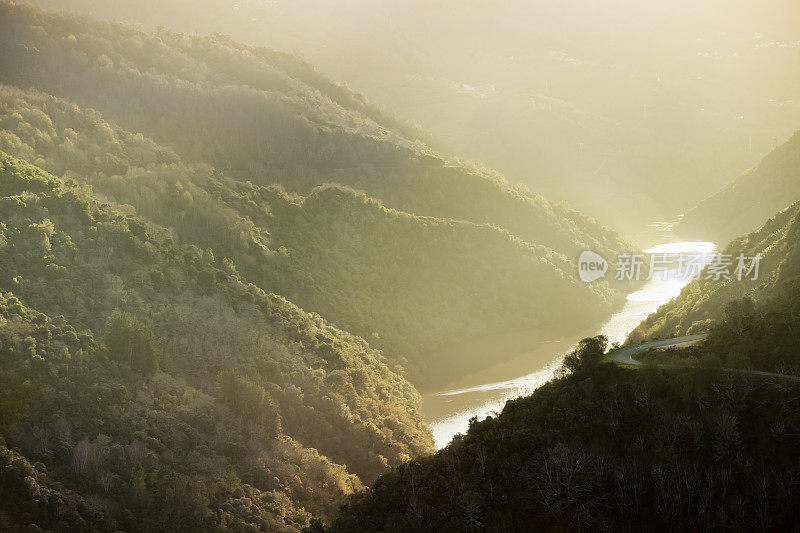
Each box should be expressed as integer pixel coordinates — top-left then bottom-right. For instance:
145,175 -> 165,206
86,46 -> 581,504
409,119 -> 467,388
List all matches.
630,200 -> 800,360
0,151 -> 434,529
22,0 -> 800,234
0,84 -> 616,387
327,337 -> 800,531
676,132 -> 800,244
0,1 -> 635,262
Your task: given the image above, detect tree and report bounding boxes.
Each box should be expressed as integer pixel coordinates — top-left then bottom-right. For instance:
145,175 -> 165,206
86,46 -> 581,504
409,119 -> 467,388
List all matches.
723,297 -> 756,336
105,310 -> 160,376
216,370 -> 282,438
562,335 -> 607,373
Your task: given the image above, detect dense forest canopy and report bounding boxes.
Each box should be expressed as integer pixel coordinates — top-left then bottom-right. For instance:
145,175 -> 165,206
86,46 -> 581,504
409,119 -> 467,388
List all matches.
0,83 -> 619,387
0,292 -> 353,531
0,151 -> 434,529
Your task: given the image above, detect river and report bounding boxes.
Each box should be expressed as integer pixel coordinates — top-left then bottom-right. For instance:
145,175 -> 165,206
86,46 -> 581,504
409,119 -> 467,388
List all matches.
422,226 -> 716,449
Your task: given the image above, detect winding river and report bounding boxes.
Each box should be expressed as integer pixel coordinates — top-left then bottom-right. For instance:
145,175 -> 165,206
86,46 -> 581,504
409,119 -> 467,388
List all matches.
422,226 -> 716,449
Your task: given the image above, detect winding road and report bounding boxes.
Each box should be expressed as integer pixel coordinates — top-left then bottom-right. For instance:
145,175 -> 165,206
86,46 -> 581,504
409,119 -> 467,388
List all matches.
610,334 -> 800,381
609,334 -> 708,365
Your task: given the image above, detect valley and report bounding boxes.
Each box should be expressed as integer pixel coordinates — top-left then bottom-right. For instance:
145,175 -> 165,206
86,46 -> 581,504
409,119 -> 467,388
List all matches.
1,1 -> 799,531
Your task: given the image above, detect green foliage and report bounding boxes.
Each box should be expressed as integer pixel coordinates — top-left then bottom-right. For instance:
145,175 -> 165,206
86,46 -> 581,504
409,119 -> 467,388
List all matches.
561,335 -> 607,373
0,444 -> 94,530
0,280 -> 356,531
217,369 -> 282,439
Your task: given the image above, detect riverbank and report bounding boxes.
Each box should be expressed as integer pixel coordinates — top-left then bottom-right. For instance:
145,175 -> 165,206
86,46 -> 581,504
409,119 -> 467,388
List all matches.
423,231 -> 717,449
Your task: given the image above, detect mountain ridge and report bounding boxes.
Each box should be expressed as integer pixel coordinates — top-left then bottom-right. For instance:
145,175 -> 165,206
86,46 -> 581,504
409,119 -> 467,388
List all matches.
0,148 -> 433,482
0,0 -> 637,264
675,131 -> 800,244
0,83 -> 622,386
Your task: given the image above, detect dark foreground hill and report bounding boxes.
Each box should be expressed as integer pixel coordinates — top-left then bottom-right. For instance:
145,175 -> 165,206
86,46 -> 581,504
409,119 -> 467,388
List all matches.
324,200 -> 800,531
327,334 -> 800,531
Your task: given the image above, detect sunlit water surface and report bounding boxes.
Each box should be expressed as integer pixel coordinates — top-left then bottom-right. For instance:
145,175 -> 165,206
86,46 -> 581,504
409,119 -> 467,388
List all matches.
424,236 -> 716,449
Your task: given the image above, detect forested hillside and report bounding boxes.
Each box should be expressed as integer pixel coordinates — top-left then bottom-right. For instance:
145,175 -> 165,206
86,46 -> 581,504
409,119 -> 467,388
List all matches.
0,293 -> 349,531
630,200 -> 800,364
0,151 -> 434,530
636,287 -> 800,375
0,1 -> 635,262
0,84 -> 615,386
676,132 -> 800,244
327,337 -> 800,531
0,4 -> 645,528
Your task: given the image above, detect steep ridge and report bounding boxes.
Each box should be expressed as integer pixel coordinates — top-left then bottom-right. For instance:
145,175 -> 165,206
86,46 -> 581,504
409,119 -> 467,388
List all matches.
630,200 -> 800,347
676,132 -> 800,244
322,202 -> 800,530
